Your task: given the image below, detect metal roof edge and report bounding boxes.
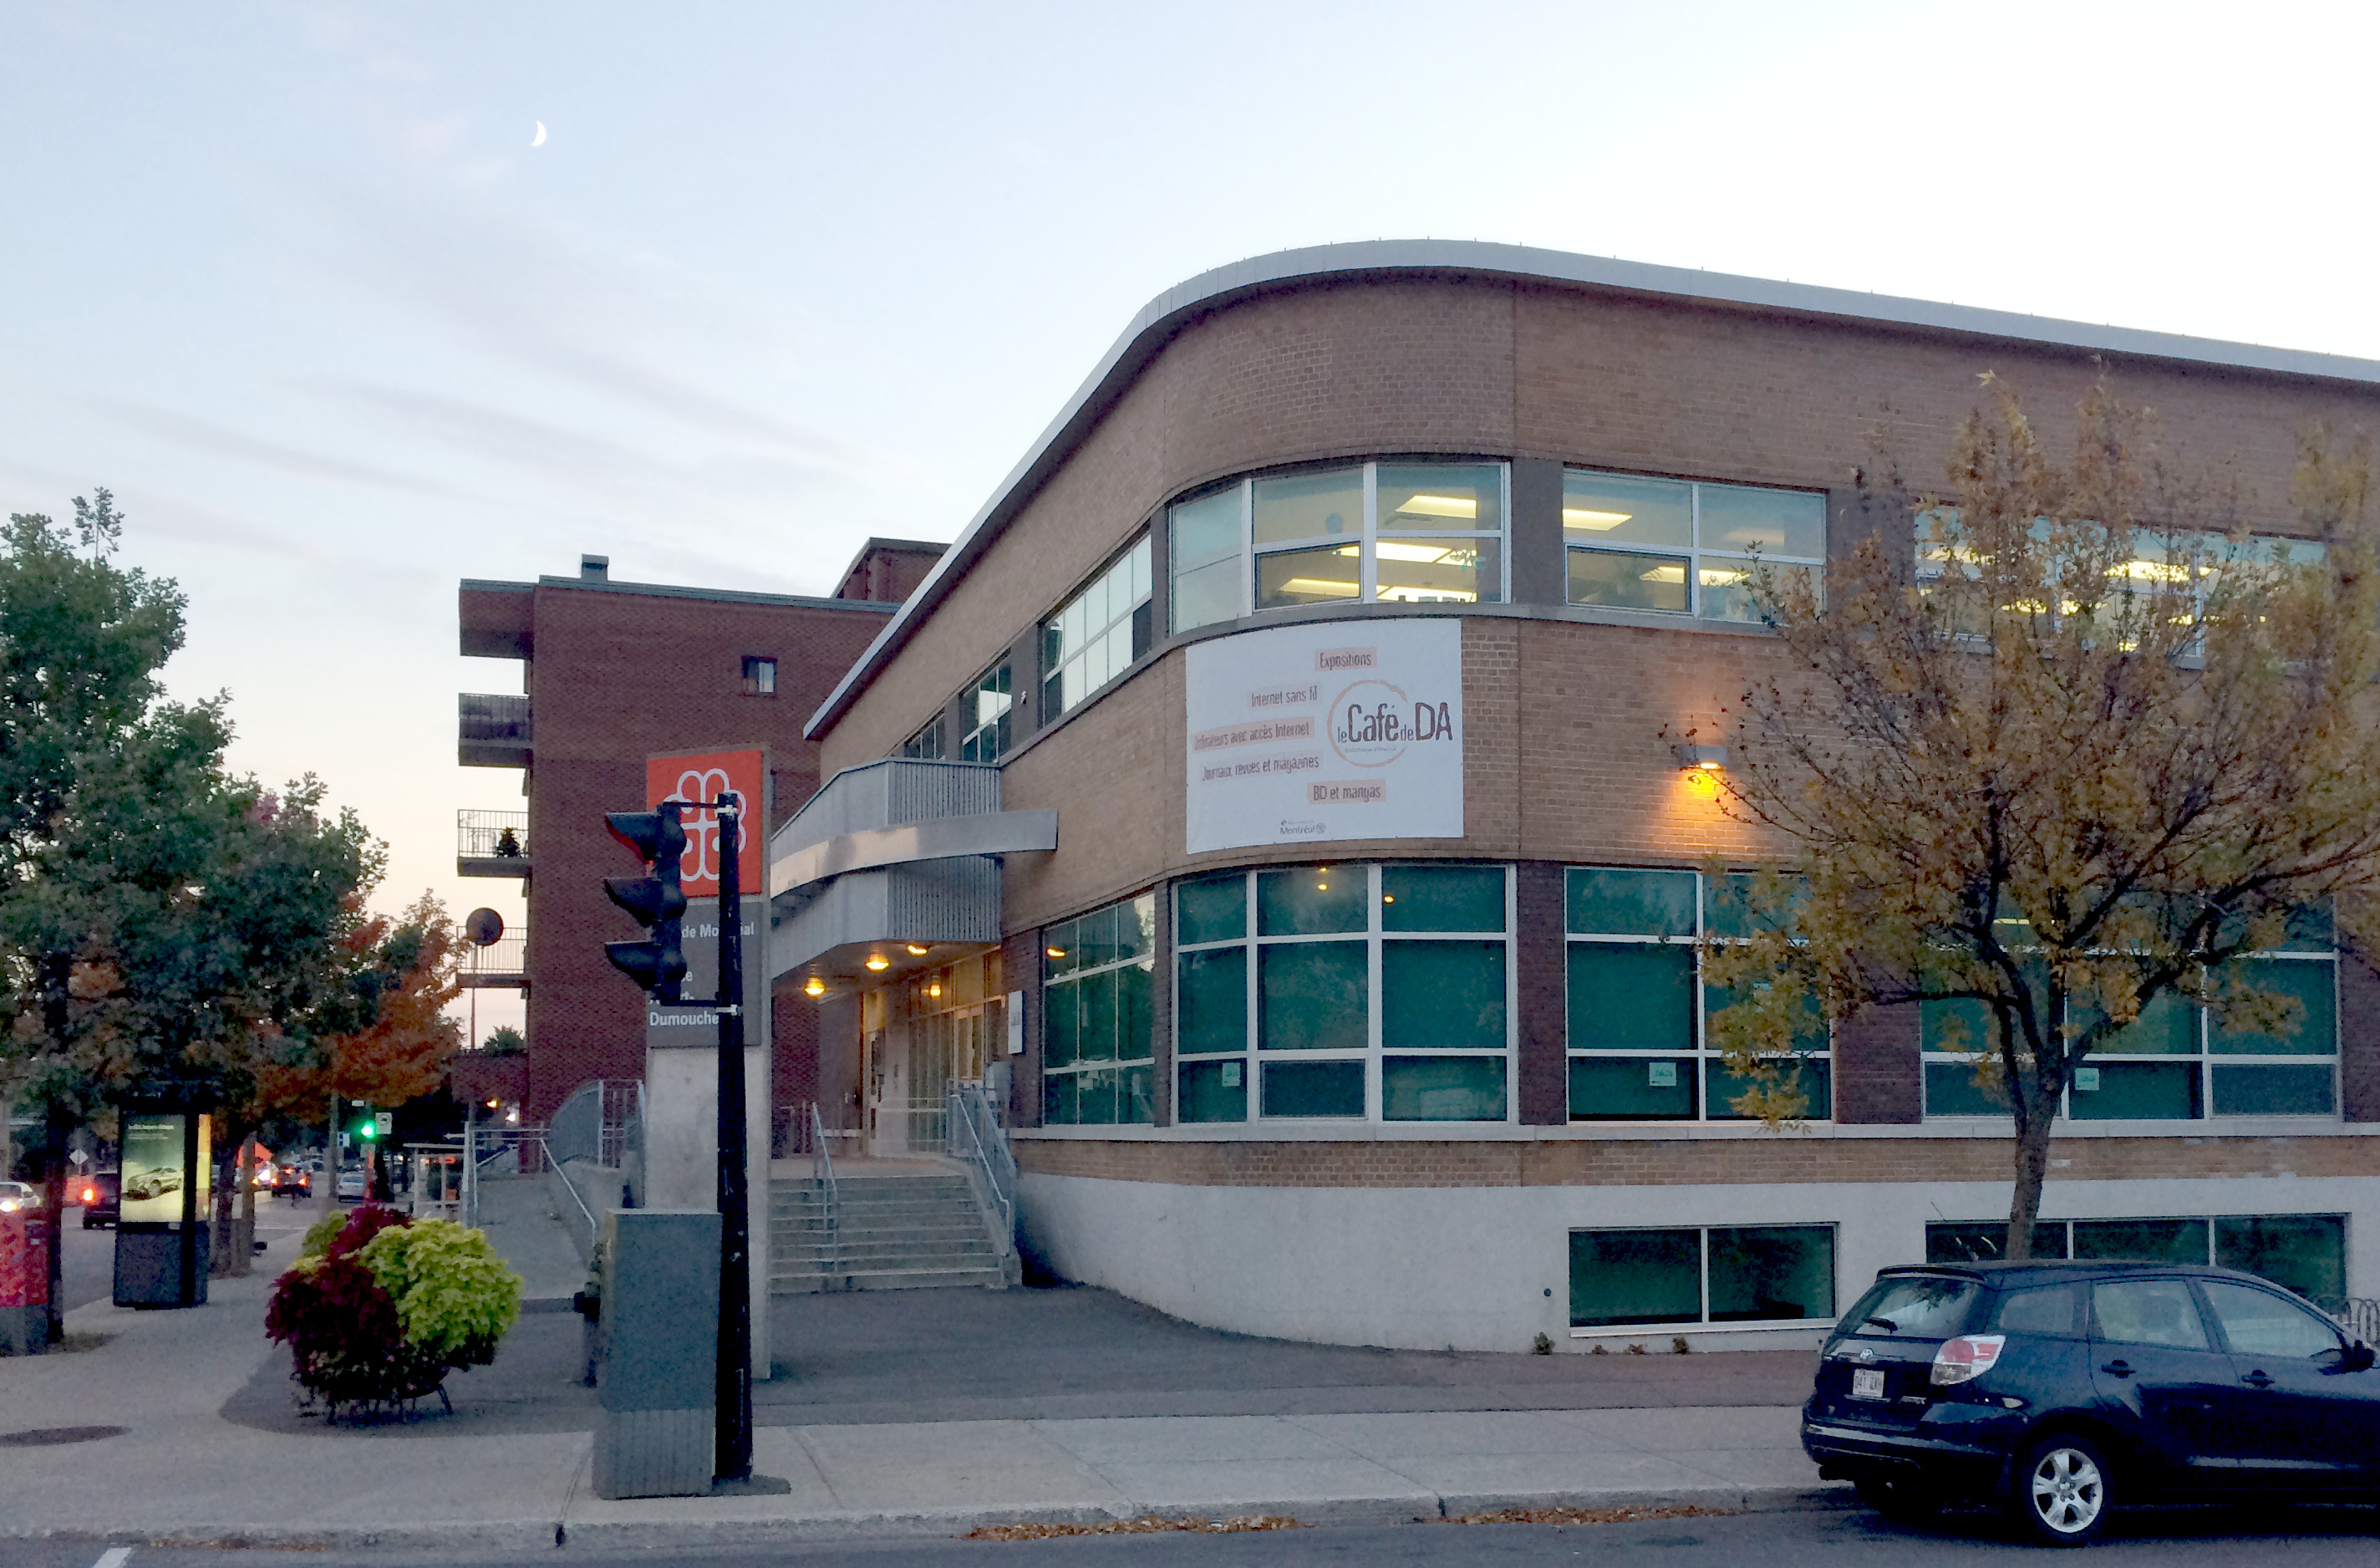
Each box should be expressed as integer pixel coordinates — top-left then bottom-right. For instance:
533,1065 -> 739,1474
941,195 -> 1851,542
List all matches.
804,239 -> 2380,739
532,575 -> 902,613
460,578 -> 534,595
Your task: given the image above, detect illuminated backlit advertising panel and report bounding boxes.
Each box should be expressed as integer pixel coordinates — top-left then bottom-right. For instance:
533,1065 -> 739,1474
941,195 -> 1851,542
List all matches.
119,1112 -> 211,1224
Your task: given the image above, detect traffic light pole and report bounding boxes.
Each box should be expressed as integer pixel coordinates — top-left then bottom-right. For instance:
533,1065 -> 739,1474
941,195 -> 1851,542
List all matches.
713,796 -> 754,1485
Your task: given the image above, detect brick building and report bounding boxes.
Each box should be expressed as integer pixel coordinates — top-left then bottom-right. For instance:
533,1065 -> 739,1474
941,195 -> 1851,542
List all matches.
763,241 -> 2380,1352
456,541 -> 943,1123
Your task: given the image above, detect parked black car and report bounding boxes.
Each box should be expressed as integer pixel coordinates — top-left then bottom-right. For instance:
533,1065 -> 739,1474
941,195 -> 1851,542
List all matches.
77,1170 -> 120,1229
1804,1260 -> 2380,1545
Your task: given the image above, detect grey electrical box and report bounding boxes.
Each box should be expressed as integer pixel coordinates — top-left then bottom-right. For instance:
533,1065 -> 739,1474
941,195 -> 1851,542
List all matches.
592,1208 -> 720,1499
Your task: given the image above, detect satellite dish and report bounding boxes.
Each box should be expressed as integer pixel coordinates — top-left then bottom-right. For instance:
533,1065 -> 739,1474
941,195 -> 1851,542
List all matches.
465,908 -> 506,947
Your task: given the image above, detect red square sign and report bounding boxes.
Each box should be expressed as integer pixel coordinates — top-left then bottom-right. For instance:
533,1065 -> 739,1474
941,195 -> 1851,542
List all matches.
648,748 -> 765,898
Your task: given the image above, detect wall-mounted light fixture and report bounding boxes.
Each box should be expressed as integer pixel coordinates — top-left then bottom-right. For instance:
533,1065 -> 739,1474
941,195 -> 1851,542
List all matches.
864,953 -> 890,972
906,944 -> 930,956
1673,743 -> 1729,771
803,975 -> 826,997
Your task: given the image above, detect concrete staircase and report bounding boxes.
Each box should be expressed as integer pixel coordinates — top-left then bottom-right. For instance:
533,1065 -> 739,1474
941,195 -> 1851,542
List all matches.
770,1166 -> 1016,1293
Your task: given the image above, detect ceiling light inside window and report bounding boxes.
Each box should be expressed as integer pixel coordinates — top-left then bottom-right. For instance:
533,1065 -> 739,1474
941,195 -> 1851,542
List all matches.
1279,578 -> 1361,597
803,975 -> 826,997
1392,494 -> 1477,519
1373,542 -> 1457,563
1564,507 -> 1632,531
1640,565 -> 1687,584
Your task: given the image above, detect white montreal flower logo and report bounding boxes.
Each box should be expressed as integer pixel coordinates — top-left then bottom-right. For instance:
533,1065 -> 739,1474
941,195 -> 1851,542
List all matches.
669,766 -> 742,887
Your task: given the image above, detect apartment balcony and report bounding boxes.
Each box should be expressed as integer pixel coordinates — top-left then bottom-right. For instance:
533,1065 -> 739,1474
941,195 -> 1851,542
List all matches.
459,809 -> 531,878
460,693 -> 531,768
459,931 -> 526,990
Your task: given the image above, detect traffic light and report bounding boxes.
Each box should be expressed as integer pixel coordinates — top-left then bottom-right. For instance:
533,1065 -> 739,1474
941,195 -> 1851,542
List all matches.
603,801 -> 689,1002
355,1112 -> 378,1143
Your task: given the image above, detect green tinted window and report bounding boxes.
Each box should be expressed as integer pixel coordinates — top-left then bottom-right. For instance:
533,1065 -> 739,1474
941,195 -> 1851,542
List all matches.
1921,995 -> 1995,1056
1262,1059 -> 1363,1117
1177,875 -> 1247,946
1925,1222 -> 2068,1264
1258,942 -> 1367,1051
1569,1056 -> 1696,1120
2210,1062 -> 2335,1115
1381,864 -> 1505,931
1702,980 -> 1827,1053
1707,1226 -> 1834,1322
1703,873 -> 1806,939
1382,941 -> 1504,1050
1044,983 -> 1079,1068
1570,1228 -> 1700,1328
1568,946 -> 1694,1051
1706,1056 -> 1830,1120
1177,1057 -> 1246,1123
2072,1217 -> 2210,1265
2068,1061 -> 2199,1120
1176,948 -> 1246,1056
1924,1061 -> 2013,1117
1567,868 -> 1696,937
1258,867 -> 1368,934
2210,960 -> 2336,1055
2090,988 -> 2200,1055
2215,1214 -> 2346,1304
1381,1056 -> 1505,1121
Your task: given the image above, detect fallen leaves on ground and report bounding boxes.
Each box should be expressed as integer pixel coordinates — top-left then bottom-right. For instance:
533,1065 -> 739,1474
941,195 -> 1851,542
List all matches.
961,1515 -> 1309,1540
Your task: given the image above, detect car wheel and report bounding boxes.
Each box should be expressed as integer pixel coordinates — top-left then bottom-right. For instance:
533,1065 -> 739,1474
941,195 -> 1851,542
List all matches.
1855,1473 -> 1942,1522
2011,1432 -> 2113,1546
82,1217 -> 95,1230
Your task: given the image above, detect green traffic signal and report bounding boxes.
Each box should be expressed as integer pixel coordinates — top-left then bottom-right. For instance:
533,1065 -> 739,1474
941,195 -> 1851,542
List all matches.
356,1117 -> 378,1141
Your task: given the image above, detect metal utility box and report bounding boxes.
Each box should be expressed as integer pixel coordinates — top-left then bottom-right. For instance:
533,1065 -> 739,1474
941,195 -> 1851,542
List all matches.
592,1208 -> 720,1499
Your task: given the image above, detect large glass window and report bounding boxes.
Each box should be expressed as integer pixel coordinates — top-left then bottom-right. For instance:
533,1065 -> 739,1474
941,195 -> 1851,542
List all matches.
1042,893 -> 1156,1126
1569,1224 -> 1835,1331
1043,536 -> 1152,720
1169,461 -> 1508,632
960,660 -> 1012,764
1564,470 -> 1823,624
1565,867 -> 1828,1121
901,716 -> 945,760
1922,941 -> 2338,1122
1174,863 -> 1511,1123
1924,1213 -> 2347,1307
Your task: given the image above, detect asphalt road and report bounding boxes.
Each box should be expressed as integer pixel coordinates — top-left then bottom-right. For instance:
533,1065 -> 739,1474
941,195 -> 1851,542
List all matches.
57,1198 -> 318,1311
8,1500 -> 2380,1568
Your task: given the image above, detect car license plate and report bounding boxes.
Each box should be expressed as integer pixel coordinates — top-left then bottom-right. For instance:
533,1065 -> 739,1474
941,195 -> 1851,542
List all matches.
1851,1368 -> 1887,1401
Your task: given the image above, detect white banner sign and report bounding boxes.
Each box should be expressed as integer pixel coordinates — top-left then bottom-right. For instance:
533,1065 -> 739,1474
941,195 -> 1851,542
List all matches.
1184,618 -> 1463,853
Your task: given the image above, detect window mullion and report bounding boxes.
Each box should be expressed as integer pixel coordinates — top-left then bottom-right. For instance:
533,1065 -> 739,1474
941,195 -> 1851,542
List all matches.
1238,481 -> 1255,619
1360,462 -> 1379,603
1697,1228 -> 1713,1326
1367,863 -> 1384,1121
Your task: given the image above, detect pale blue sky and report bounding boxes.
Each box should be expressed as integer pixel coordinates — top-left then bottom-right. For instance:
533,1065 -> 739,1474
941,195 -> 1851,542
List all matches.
3,2 -> 2373,1040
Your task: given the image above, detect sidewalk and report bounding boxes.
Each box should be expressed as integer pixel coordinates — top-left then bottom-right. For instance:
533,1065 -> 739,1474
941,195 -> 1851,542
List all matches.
0,1208 -> 1844,1550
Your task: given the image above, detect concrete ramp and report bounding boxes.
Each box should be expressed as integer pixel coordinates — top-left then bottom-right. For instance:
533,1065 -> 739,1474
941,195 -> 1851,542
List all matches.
471,1175 -> 593,1301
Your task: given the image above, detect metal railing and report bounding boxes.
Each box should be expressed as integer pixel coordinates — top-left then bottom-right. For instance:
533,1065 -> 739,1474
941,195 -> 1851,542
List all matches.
807,1101 -> 839,1275
945,1079 -> 1015,1260
2332,1297 -> 2380,1342
461,934 -> 526,977
458,809 -> 531,861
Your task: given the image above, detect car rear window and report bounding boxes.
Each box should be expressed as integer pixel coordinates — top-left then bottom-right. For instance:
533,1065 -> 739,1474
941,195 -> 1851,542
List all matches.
1843,1275 -> 1981,1337
1991,1283 -> 2083,1337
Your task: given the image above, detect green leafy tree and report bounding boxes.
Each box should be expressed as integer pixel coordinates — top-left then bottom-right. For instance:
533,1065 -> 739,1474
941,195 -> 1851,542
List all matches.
1703,383 -> 2380,1259
479,1026 -> 526,1056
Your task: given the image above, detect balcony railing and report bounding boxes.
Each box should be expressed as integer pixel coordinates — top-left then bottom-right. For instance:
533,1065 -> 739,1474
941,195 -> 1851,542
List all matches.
458,932 -> 526,989
459,809 -> 531,876
459,693 -> 531,767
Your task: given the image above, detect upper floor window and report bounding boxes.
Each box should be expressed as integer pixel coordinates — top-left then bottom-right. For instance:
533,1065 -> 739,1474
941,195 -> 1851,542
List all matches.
901,717 -> 945,760
960,660 -> 1011,763
1043,536 -> 1152,720
740,656 -> 777,695
1564,471 -> 1823,623
1170,461 -> 1508,634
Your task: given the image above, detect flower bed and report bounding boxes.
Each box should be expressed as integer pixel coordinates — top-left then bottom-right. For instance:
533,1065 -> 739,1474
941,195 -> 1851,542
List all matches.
266,1204 -> 522,1421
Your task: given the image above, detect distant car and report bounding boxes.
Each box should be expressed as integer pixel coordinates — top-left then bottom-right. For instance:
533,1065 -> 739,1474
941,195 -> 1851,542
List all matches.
0,1180 -> 38,1214
1804,1260 -> 2380,1545
272,1163 -> 312,1199
335,1166 -> 366,1199
77,1172 -> 120,1229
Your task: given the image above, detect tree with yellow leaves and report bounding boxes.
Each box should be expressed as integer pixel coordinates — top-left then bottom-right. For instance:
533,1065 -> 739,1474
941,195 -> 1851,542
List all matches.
1704,380 -> 2380,1259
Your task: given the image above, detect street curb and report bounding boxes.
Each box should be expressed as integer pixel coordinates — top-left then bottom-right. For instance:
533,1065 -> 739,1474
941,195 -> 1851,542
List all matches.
3,1483 -> 1855,1551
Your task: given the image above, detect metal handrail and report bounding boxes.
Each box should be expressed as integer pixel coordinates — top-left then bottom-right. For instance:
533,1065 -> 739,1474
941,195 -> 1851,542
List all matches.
944,1080 -> 1015,1259
807,1101 -> 839,1275
2332,1296 -> 2380,1343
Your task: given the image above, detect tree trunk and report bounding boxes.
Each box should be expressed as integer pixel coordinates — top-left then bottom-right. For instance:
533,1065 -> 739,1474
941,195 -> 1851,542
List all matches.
40,1105 -> 70,1343
318,1091 -> 339,1221
2005,1085 -> 2058,1262
236,1136 -> 257,1275
210,1126 -> 240,1277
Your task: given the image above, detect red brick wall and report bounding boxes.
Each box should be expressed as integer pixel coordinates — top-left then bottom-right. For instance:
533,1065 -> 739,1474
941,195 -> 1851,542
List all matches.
514,583 -> 894,1120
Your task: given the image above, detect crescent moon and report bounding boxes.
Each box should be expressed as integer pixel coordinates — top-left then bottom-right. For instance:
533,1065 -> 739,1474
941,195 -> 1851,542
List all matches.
531,121 -> 547,147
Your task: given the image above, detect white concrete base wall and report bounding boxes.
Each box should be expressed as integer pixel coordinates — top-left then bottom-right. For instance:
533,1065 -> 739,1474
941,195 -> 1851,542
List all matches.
1019,1171 -> 2380,1354
644,1045 -> 773,1379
